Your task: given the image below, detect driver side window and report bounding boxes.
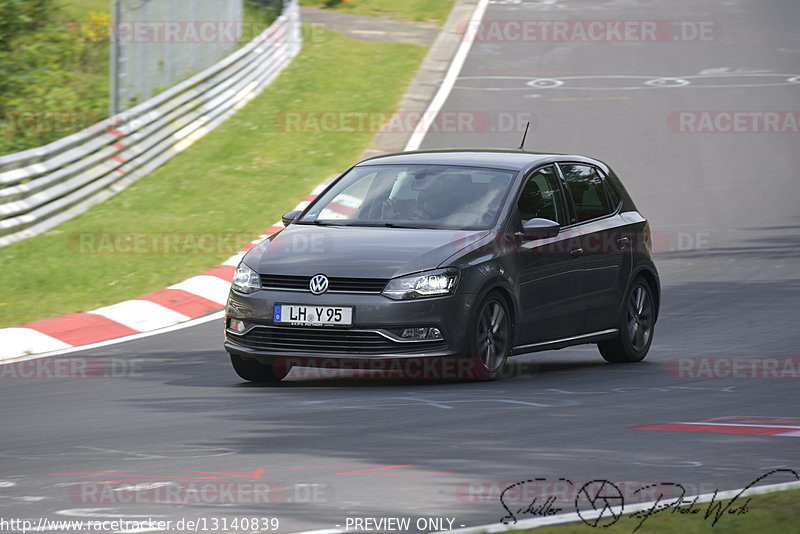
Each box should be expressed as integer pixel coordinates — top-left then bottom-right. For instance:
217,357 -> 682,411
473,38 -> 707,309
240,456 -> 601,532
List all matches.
518,166 -> 568,226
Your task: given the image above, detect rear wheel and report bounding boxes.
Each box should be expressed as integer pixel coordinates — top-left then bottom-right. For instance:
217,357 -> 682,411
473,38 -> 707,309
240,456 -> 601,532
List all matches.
598,278 -> 655,363
230,354 -> 289,383
470,291 -> 511,380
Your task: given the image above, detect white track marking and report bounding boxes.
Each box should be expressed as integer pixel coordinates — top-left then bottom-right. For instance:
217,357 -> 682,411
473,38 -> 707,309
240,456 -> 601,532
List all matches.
168,275 -> 231,305
222,252 -> 247,266
0,311 -> 224,365
89,301 -> 190,332
457,72 -> 800,92
0,328 -> 72,358
404,0 -> 490,151
311,182 -> 330,195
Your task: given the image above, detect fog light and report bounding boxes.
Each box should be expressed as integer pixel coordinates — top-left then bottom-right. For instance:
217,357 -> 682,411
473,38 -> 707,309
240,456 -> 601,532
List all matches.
228,318 -> 247,333
401,327 -> 443,340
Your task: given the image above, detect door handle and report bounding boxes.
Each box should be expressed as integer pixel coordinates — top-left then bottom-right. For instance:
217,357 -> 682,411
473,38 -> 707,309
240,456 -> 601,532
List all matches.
617,236 -> 630,249
570,248 -> 584,258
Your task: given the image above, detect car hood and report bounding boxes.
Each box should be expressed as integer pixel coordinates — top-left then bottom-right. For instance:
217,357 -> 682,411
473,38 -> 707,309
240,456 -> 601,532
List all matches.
243,225 -> 490,279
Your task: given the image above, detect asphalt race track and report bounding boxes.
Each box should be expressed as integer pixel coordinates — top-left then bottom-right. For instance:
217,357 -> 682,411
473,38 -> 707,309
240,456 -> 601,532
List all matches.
2,0 -> 799,532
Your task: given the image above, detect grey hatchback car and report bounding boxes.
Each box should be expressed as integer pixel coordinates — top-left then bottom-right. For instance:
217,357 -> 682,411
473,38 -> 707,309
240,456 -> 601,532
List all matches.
224,150 -> 659,382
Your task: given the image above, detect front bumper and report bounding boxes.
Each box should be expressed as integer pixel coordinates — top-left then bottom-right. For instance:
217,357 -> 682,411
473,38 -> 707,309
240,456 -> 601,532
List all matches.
224,288 -> 477,362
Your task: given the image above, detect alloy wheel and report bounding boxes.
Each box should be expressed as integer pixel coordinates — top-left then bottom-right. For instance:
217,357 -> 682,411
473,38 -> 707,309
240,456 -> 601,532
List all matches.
627,284 -> 653,353
477,299 -> 509,372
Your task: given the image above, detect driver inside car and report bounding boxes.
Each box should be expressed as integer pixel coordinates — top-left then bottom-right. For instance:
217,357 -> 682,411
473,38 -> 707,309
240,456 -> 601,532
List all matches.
381,176 -> 456,221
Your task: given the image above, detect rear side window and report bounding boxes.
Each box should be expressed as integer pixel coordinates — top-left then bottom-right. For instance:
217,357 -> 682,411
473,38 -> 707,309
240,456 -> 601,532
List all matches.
605,178 -> 621,208
560,164 -> 612,222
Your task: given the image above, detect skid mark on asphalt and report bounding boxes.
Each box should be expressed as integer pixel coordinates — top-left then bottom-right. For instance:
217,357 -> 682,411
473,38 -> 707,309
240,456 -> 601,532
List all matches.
303,392 -> 579,410
48,464 -> 447,482
301,386 -> 736,411
0,445 -> 238,462
49,468 -> 267,482
634,416 -> 800,437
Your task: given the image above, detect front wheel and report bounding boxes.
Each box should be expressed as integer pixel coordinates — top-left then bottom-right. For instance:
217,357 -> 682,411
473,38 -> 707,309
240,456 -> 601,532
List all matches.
598,278 -> 655,363
230,354 -> 290,383
469,291 -> 511,380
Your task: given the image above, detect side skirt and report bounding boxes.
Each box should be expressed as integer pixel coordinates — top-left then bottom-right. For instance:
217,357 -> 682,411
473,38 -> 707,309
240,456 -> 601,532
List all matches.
511,329 -> 619,355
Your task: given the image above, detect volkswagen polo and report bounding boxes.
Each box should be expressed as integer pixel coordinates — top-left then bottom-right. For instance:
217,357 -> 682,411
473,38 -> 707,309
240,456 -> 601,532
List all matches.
224,150 -> 659,382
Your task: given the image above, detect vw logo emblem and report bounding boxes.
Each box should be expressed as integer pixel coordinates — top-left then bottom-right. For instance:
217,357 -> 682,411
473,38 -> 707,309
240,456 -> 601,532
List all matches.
309,274 -> 329,295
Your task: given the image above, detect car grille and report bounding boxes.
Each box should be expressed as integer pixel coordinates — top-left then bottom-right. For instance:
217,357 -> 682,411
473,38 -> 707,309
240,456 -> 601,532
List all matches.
260,275 -> 388,293
229,326 -> 447,355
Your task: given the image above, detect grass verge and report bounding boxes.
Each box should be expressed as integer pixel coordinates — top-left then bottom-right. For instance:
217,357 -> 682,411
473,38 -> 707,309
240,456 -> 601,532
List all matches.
299,0 -> 455,25
507,488 -> 799,534
0,25 -> 426,327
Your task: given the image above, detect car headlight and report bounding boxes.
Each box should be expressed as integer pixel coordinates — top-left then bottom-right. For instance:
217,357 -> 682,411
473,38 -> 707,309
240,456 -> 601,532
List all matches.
232,262 -> 260,294
382,268 -> 459,300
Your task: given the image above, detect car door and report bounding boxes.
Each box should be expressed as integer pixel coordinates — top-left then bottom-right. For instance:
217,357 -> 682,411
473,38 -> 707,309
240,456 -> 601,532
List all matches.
557,163 -> 633,334
513,165 -> 585,346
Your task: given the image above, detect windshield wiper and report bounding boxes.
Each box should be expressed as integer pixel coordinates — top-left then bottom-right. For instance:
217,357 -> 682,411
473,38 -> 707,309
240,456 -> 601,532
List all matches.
297,219 -> 340,226
299,221 -> 436,229
350,222 -> 437,229
382,223 -> 437,229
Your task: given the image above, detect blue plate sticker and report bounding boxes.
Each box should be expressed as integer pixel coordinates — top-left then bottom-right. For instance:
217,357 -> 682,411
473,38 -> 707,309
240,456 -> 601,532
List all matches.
273,305 -> 282,323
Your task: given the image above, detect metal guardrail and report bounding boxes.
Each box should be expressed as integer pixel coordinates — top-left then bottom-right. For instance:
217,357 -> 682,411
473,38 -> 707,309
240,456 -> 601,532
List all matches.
0,0 -> 301,248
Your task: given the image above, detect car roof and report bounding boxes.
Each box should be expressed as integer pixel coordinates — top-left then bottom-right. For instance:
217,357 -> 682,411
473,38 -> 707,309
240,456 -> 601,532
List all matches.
356,149 -> 603,172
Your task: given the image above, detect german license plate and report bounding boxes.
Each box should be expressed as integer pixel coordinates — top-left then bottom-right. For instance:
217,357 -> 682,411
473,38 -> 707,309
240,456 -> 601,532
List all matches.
273,304 -> 353,326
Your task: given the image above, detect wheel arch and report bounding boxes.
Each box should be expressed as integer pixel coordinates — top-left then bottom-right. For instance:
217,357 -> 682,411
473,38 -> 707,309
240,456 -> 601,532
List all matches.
474,279 -> 519,348
632,266 -> 660,324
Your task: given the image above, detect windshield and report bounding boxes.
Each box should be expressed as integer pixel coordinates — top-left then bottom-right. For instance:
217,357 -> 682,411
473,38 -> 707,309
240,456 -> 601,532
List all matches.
298,165 -> 516,230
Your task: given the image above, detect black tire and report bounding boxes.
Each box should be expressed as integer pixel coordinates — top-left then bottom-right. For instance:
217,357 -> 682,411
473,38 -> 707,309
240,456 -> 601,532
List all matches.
469,291 -> 512,381
230,354 -> 289,383
598,277 -> 655,363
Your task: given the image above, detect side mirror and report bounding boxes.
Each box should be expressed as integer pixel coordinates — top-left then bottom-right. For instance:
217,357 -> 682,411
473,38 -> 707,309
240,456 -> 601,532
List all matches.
520,218 -> 560,241
281,210 -> 302,227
